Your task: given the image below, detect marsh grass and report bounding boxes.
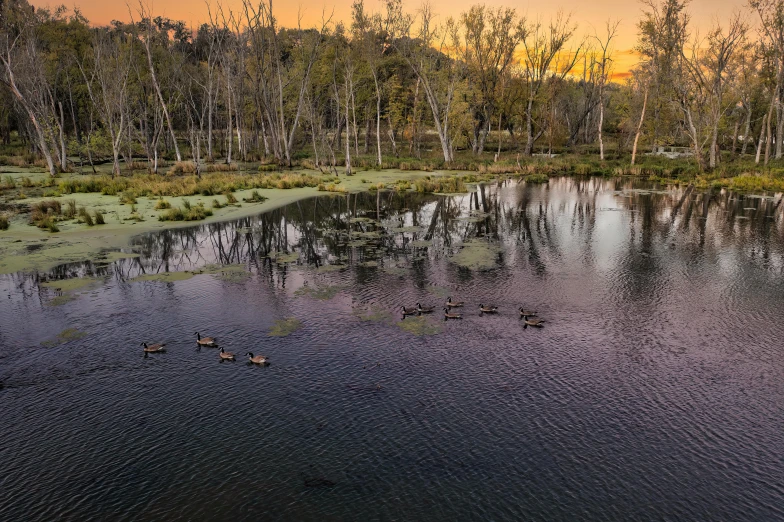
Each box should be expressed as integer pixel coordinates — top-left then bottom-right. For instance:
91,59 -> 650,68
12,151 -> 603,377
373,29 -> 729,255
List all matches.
64,199 -> 77,218
57,172 -> 324,199
78,207 -> 94,226
154,198 -> 171,210
224,192 -> 238,204
159,203 -> 213,221
212,198 -> 225,209
0,214 -> 8,230
94,210 -> 105,225
243,190 -> 267,203
30,200 -> 62,232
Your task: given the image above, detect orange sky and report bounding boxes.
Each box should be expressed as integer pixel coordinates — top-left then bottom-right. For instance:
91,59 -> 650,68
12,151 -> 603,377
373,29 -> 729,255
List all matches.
35,0 -> 750,75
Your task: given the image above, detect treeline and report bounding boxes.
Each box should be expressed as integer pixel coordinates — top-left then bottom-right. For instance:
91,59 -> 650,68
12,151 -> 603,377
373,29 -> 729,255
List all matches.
0,0 -> 778,177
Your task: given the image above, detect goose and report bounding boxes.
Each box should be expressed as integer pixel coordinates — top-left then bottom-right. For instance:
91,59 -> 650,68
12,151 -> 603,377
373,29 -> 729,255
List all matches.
443,307 -> 462,320
195,332 -> 217,347
246,352 -> 269,365
141,342 -> 166,353
445,297 -> 464,308
519,307 -> 538,317
479,304 -> 499,314
416,303 -> 435,313
523,316 -> 546,328
401,306 -> 419,316
219,347 -> 235,360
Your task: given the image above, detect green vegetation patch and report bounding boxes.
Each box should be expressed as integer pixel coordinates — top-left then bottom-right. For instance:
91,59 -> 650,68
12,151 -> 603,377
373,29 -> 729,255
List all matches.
42,328 -> 87,347
353,306 -> 394,324
41,276 -> 104,293
396,316 -> 442,336
294,284 -> 342,300
450,239 -> 502,271
131,271 -> 195,283
315,263 -> 344,273
268,317 -> 303,337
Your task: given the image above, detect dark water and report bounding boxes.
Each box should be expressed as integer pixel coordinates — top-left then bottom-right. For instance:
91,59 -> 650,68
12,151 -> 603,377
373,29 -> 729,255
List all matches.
1,177 -> 783,521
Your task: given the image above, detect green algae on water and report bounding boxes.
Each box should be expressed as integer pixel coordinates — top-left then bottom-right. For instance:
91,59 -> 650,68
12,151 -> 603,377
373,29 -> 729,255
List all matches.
295,284 -> 342,300
396,316 -> 442,336
41,327 -> 87,347
131,271 -> 195,283
41,276 -> 105,293
449,239 -> 502,271
353,306 -> 393,324
268,251 -> 299,263
268,317 -> 303,337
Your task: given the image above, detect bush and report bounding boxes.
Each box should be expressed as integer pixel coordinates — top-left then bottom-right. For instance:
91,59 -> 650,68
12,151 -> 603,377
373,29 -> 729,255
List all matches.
224,192 -> 238,204
119,191 -> 137,205
0,214 -> 8,230
154,198 -> 171,210
94,211 -> 105,225
182,199 -> 192,210
212,198 -> 225,209
168,161 -> 197,175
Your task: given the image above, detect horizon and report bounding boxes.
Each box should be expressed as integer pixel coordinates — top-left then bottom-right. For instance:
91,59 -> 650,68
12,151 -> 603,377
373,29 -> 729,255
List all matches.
30,0 -> 750,78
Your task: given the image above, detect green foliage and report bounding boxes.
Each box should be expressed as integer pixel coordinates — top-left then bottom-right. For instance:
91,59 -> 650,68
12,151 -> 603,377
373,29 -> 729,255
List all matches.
243,190 -> 267,203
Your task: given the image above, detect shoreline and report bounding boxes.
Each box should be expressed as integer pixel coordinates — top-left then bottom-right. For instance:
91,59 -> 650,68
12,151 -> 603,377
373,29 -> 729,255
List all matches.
0,169 -> 444,275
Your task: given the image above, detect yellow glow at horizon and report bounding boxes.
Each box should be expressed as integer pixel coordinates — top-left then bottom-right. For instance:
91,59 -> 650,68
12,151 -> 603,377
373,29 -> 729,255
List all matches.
30,0 -> 748,77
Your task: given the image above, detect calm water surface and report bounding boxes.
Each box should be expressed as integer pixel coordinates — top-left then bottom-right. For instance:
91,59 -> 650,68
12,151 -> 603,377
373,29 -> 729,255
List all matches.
1,177 -> 783,521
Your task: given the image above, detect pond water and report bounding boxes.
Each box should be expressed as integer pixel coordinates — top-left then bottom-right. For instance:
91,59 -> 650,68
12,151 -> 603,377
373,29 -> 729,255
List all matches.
1,177 -> 783,520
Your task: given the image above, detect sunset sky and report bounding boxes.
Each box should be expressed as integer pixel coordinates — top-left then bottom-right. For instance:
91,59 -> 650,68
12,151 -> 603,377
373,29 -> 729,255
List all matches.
33,0 -> 751,75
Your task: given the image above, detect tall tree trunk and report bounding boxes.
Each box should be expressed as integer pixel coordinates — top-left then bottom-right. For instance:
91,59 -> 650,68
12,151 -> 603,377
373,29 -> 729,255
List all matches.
373,74 -> 382,166
756,113 -> 767,164
598,84 -> 605,161
631,86 -> 649,166
145,43 -> 181,162
741,103 -> 752,156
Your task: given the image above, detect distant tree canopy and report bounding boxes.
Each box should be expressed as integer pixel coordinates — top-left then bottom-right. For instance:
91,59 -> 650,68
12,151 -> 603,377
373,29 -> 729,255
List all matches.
0,0 -> 770,176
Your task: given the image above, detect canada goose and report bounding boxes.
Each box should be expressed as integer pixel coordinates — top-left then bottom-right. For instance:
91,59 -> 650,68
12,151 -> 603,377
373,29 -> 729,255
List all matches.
195,332 -> 217,346
141,342 -> 166,353
401,306 -> 419,316
443,307 -> 462,319
446,297 -> 464,308
416,303 -> 435,313
479,304 -> 498,314
246,352 -> 269,365
219,347 -> 235,360
523,317 -> 546,328
519,307 -> 537,317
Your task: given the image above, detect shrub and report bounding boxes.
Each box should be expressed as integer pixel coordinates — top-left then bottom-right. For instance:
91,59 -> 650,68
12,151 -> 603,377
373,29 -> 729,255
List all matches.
212,199 -> 225,209
154,198 -> 171,210
168,161 -> 197,175
21,177 -> 34,188
182,199 -> 192,210
224,192 -> 238,204
2,175 -> 15,189
94,211 -> 105,225
0,214 -> 8,230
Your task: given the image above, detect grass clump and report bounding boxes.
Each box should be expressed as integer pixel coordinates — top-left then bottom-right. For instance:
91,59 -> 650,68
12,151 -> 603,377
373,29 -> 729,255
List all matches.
317,183 -> 347,193
224,192 -> 238,204
119,191 -> 137,205
30,200 -> 62,232
64,199 -> 77,218
78,207 -> 94,226
212,198 -> 226,209
154,198 -> 171,210
243,190 -> 267,203
94,210 -> 105,225
0,214 -> 9,230
158,203 -> 213,222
